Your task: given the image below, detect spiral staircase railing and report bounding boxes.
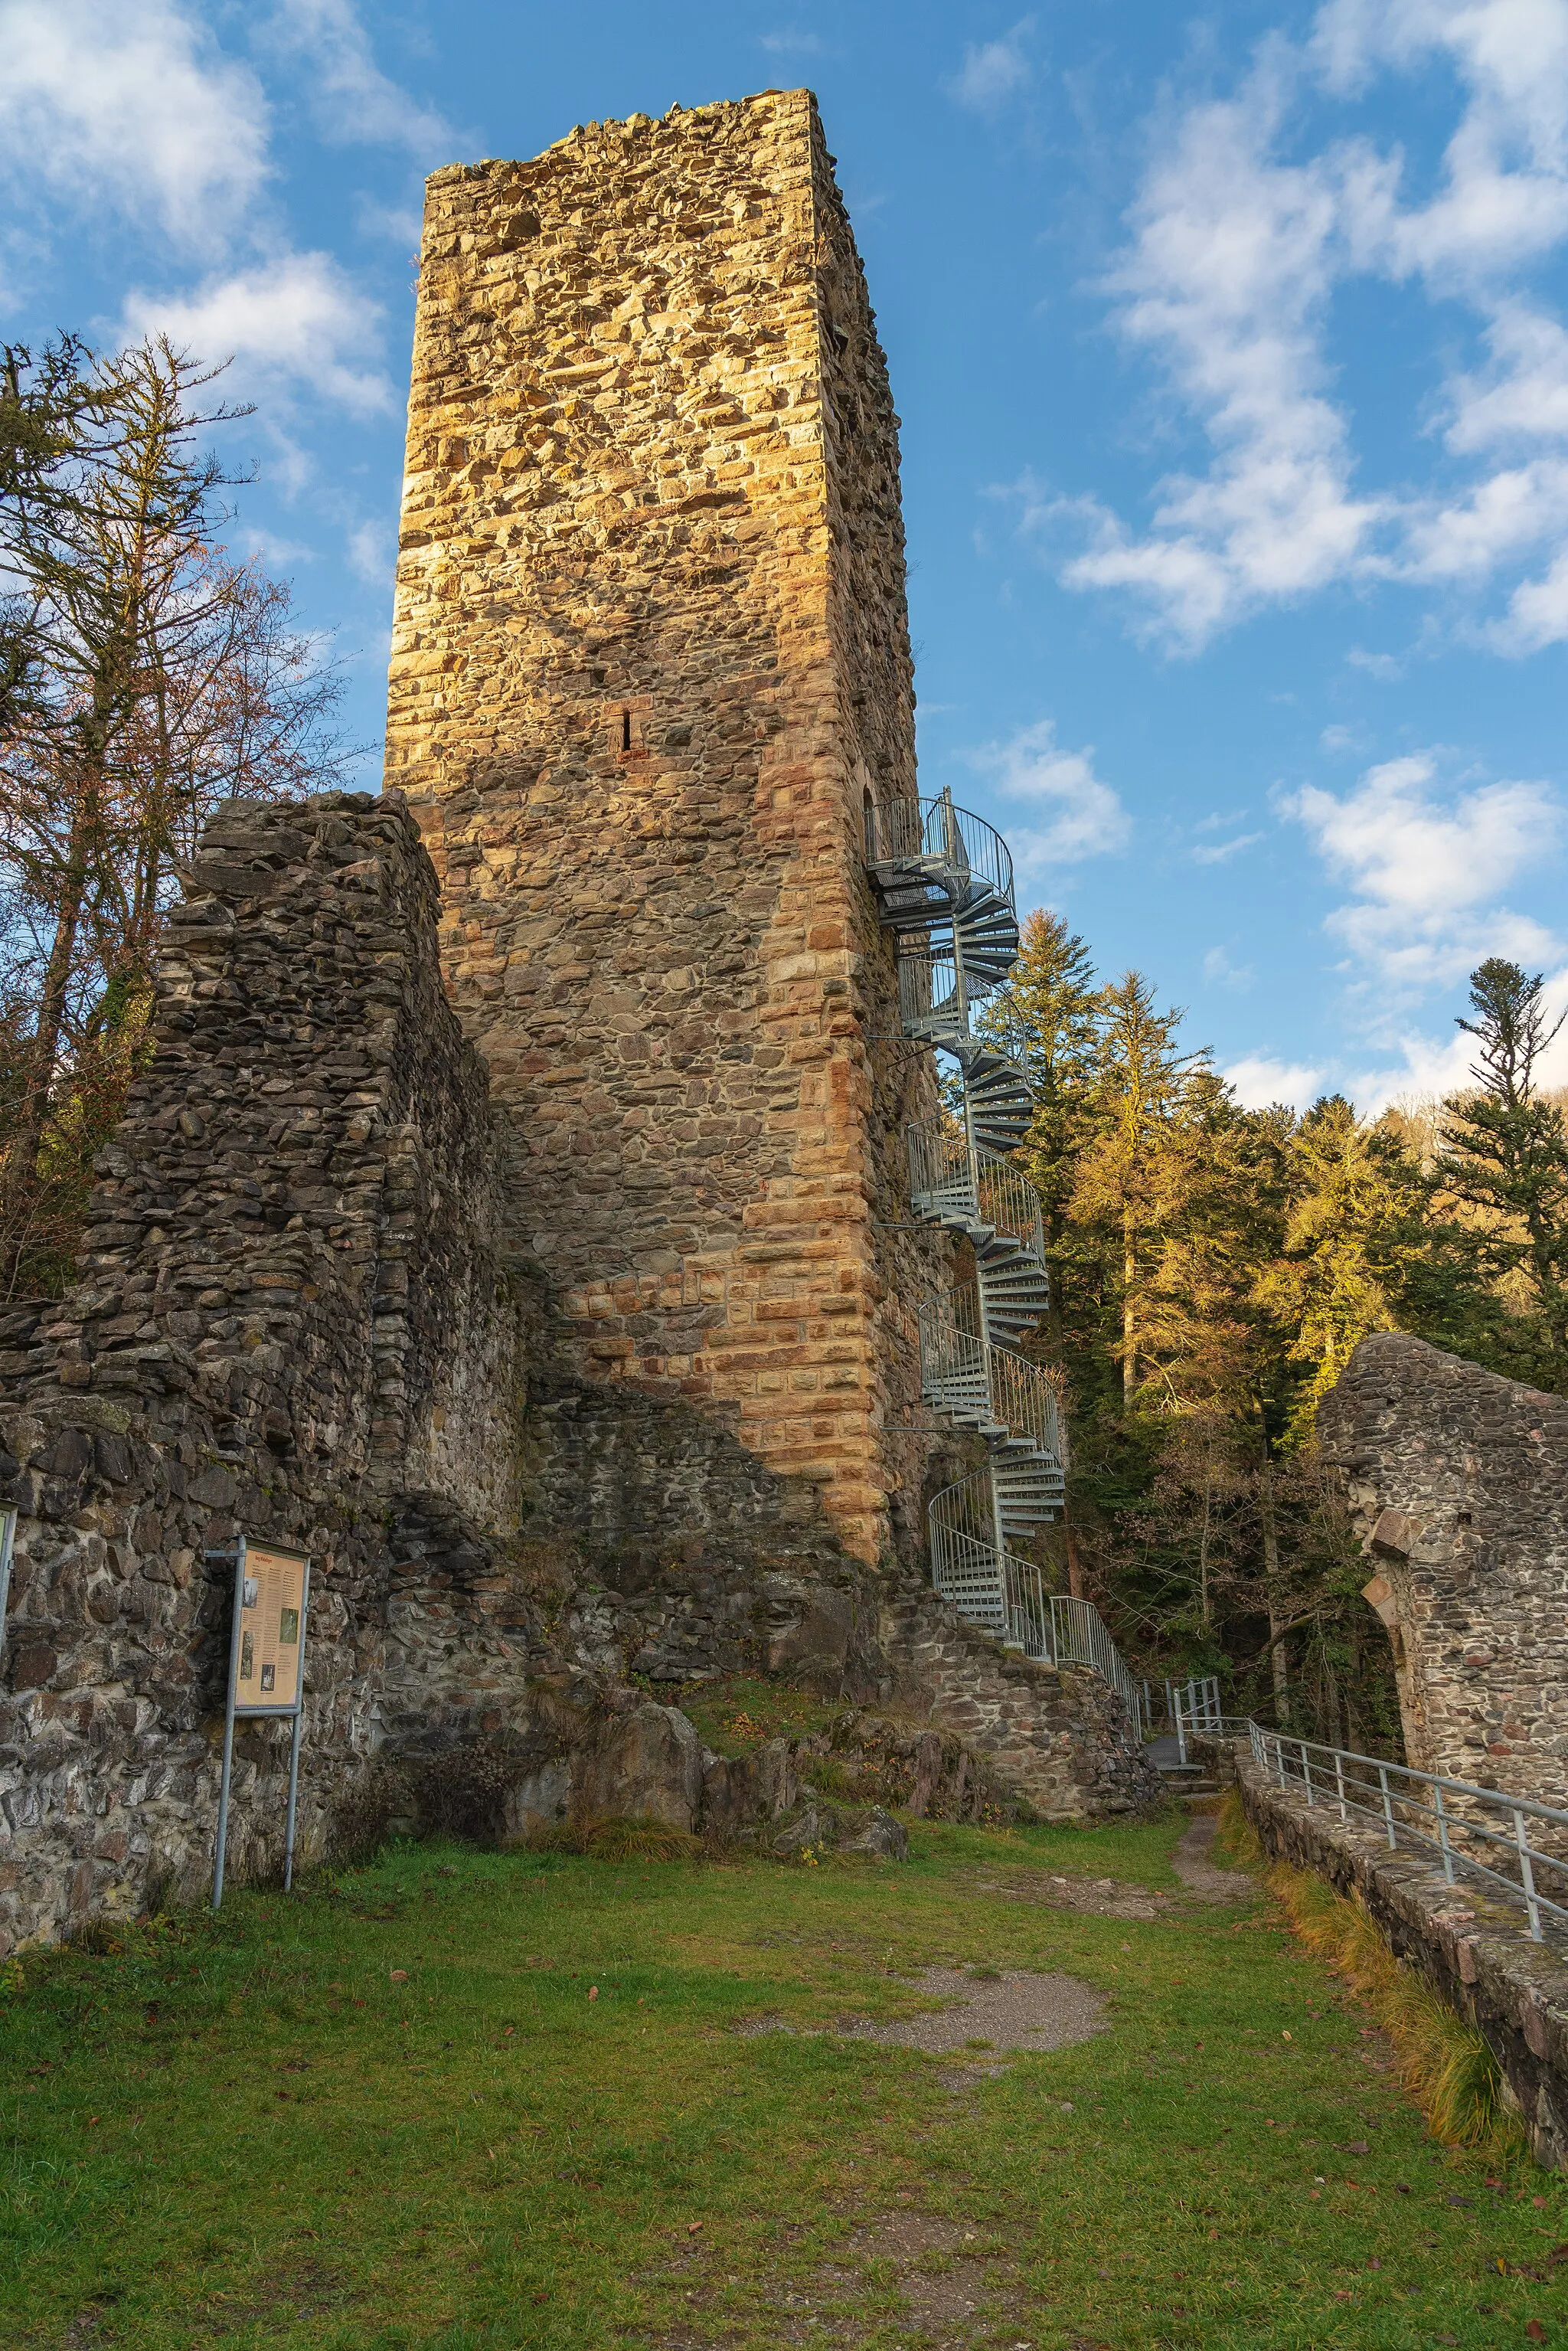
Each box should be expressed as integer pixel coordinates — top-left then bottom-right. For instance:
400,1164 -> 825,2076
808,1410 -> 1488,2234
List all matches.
866,790 -> 1144,1735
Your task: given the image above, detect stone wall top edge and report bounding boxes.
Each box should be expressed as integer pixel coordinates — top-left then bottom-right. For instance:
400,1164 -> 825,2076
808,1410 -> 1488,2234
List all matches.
1318,1331 -> 1568,1463
423,87 -> 818,192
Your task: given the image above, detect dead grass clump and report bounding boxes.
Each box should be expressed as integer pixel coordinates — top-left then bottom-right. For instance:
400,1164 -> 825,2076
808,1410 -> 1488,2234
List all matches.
514,1816 -> 704,1863
1252,1816 -> 1527,2162
580,1816 -> 704,1863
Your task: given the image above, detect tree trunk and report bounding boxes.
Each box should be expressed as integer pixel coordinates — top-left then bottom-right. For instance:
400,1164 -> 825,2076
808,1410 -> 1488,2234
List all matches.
0,855 -> 85,1293
1260,1457 -> 1289,1726
1122,1228 -> 1137,1411
1063,1503 -> 1084,1601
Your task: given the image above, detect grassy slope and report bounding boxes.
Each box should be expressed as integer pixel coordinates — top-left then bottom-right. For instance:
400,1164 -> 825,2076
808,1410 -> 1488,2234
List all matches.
3,1811 -> 1565,2349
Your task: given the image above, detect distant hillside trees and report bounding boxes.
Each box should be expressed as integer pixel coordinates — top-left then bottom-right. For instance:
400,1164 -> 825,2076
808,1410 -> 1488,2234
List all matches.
0,333 -> 347,1296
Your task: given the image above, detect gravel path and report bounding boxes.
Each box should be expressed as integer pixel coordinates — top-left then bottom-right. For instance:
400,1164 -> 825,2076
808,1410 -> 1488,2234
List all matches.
1171,1813 -> 1251,1901
840,1966 -> 1106,2055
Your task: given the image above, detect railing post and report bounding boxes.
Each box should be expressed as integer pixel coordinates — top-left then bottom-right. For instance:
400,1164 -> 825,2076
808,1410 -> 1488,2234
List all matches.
1433,1782 -> 1455,1884
1334,1749 -> 1347,1825
1515,1808 -> 1543,1940
1175,1686 -> 1187,1768
1302,1744 -> 1315,1806
1378,1764 -> 1396,1850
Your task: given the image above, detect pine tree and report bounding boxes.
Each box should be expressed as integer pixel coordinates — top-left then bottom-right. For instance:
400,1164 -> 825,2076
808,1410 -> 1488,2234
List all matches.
1437,958 -> 1568,1382
1253,1094 -> 1428,1440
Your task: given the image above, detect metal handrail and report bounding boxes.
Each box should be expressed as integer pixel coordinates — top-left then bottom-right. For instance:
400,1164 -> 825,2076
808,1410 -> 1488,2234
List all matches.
865,794 -> 1015,913
926,1494 -> 1144,1734
906,1119 -> 1046,1260
1170,1674 -> 1223,1765
1249,1722 -> 1568,1941
916,1294 -> 1063,1462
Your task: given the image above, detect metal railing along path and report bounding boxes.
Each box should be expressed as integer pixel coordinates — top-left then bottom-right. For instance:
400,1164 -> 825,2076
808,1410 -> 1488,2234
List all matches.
1171,1674 -> 1223,1766
1250,1722 -> 1568,1942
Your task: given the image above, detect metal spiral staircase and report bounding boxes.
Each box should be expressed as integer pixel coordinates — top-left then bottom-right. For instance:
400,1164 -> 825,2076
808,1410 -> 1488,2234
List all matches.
866,792 -> 1144,1732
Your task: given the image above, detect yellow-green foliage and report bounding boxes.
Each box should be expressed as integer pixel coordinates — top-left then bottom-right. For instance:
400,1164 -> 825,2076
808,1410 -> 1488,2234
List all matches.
1219,1789 -> 1529,2162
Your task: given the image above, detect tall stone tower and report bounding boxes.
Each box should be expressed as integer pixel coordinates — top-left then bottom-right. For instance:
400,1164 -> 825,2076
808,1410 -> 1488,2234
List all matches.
384,91 -> 932,1565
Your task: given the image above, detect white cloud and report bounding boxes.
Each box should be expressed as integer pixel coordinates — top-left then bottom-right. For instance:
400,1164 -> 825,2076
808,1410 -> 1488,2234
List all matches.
1192,830 -> 1263,865
1057,57 -> 1384,650
1225,1054 -> 1325,1109
1050,1 -> 1568,649
759,28 -> 825,55
1283,750 -> 1564,1004
264,0 -> 452,156
122,252 -> 394,419
1350,963 -> 1568,1107
347,517 -> 395,587
1347,645 -> 1403,678
0,0 -> 270,250
964,718 -> 1130,882
1500,542 -> 1568,646
1204,946 -> 1255,989
1446,303 -> 1568,450
948,18 -> 1034,113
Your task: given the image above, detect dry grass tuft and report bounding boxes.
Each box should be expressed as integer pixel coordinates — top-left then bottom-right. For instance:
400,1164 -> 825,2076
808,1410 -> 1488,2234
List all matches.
1220,1789 -> 1530,2162
580,1815 -> 704,1862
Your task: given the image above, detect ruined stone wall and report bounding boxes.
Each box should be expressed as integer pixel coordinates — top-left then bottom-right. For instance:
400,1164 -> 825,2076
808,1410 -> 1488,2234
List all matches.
0,796 -> 1152,1950
1318,1332 -> 1568,1808
0,794 -> 526,1948
384,90 -> 939,1565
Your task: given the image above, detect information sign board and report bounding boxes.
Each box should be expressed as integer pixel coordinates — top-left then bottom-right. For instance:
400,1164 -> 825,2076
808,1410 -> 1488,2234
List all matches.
234,1544 -> 308,1712
212,1534 -> 312,1908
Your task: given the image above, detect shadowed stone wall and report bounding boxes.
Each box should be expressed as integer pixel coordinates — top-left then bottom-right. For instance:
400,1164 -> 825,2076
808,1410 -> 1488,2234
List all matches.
1318,1331 -> 1568,1807
384,89 -> 940,1565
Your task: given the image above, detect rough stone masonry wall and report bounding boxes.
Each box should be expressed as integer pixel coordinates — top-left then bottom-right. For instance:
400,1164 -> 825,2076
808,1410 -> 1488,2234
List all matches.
384,89 -> 941,1566
0,794 -> 525,1950
1318,1331 -> 1568,1810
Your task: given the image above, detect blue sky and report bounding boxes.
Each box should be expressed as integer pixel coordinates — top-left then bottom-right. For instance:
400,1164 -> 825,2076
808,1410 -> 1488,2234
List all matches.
5,2 -> 1568,1113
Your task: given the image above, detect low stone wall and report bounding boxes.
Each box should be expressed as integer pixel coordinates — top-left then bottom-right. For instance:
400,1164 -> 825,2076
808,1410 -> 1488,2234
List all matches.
1239,1754 -> 1568,2170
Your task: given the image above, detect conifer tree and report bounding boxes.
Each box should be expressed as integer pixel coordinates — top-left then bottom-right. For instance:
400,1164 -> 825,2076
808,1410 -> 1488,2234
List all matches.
1438,958 -> 1568,1381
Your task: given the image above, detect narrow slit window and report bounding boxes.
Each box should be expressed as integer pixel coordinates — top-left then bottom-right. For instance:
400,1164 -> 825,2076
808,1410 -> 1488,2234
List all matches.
621,708 -> 632,754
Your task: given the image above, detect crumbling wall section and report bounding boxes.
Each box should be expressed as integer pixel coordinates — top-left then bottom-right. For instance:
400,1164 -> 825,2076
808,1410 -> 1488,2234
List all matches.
1318,1331 -> 1568,1808
0,793 -> 527,1950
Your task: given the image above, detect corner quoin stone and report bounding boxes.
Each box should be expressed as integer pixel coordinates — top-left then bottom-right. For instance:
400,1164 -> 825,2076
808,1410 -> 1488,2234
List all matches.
384,89 -> 940,1565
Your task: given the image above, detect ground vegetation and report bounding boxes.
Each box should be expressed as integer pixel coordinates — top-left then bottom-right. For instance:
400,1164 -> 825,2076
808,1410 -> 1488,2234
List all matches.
2,1816 -> 1560,2349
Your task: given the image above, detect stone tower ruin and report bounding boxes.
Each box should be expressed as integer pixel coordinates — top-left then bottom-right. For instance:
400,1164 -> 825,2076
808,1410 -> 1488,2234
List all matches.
385,91 -> 927,1565
0,93 -> 1159,1956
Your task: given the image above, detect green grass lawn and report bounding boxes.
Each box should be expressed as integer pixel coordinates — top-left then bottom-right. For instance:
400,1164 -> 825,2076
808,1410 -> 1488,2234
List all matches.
4,1807 -> 1564,2349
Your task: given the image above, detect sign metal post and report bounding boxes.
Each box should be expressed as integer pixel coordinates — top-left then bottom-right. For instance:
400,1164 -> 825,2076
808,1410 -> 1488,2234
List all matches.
0,1506 -> 16,1664
211,1535 -> 312,1910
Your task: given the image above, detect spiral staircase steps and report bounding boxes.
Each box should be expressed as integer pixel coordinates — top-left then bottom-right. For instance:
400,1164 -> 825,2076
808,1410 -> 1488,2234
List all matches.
863,792 -> 1146,1728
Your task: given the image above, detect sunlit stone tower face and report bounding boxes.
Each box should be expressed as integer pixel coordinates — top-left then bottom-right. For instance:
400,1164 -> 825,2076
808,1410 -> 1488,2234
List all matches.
384,90 -> 933,1563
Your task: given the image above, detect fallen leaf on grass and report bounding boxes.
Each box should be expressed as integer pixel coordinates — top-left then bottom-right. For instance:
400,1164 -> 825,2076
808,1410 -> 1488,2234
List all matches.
589,1986 -> 599,2002
688,2222 -> 703,2235
390,1970 -> 407,1983
1526,2323 -> 1546,2342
